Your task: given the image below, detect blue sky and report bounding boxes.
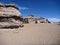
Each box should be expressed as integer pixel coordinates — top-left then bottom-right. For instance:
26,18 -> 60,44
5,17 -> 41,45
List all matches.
0,0 -> 60,22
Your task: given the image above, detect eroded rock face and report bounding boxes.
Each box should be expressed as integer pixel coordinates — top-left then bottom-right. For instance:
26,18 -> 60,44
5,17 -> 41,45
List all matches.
0,3 -> 23,29
0,17 -> 23,29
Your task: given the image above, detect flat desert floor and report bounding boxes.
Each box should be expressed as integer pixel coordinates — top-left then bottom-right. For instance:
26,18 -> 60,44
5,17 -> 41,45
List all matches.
0,23 -> 60,45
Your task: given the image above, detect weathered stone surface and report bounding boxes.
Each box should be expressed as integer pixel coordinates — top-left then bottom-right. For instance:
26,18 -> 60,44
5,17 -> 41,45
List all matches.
0,3 -> 23,29
25,15 -> 51,24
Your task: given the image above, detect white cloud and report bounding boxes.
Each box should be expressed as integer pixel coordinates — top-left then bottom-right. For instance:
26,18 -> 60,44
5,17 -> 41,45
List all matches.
47,18 -> 60,22
19,7 -> 29,10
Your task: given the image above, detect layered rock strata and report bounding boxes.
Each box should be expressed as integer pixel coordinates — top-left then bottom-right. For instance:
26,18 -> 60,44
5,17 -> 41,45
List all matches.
0,3 -> 23,29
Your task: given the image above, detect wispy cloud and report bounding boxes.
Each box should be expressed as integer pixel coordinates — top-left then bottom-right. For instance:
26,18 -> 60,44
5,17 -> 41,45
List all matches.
19,7 -> 29,10
47,18 -> 60,22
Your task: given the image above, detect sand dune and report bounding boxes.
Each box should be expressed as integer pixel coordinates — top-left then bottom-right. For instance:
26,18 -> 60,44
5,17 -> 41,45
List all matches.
0,23 -> 60,45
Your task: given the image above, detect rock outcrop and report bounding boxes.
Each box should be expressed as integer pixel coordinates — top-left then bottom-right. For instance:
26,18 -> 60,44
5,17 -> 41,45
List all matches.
37,17 -> 51,23
0,3 -> 23,29
24,15 -> 51,24
25,14 -> 36,23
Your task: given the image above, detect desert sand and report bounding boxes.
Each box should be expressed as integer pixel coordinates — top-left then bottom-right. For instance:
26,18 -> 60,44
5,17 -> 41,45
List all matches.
0,23 -> 60,45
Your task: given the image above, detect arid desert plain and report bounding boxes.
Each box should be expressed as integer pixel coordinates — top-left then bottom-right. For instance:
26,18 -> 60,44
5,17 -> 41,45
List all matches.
0,23 -> 60,45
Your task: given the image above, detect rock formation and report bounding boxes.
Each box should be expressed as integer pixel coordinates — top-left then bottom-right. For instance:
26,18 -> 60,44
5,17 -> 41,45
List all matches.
37,17 -> 51,23
0,3 -> 23,29
26,14 -> 36,23
24,15 -> 51,24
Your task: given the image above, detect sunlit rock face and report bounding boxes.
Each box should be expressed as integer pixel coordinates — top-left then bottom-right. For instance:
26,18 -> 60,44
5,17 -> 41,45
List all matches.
26,14 -> 36,23
37,17 -> 51,24
0,3 -> 23,29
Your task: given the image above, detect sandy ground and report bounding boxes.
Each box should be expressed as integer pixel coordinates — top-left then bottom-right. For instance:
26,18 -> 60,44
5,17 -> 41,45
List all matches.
0,23 -> 60,45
